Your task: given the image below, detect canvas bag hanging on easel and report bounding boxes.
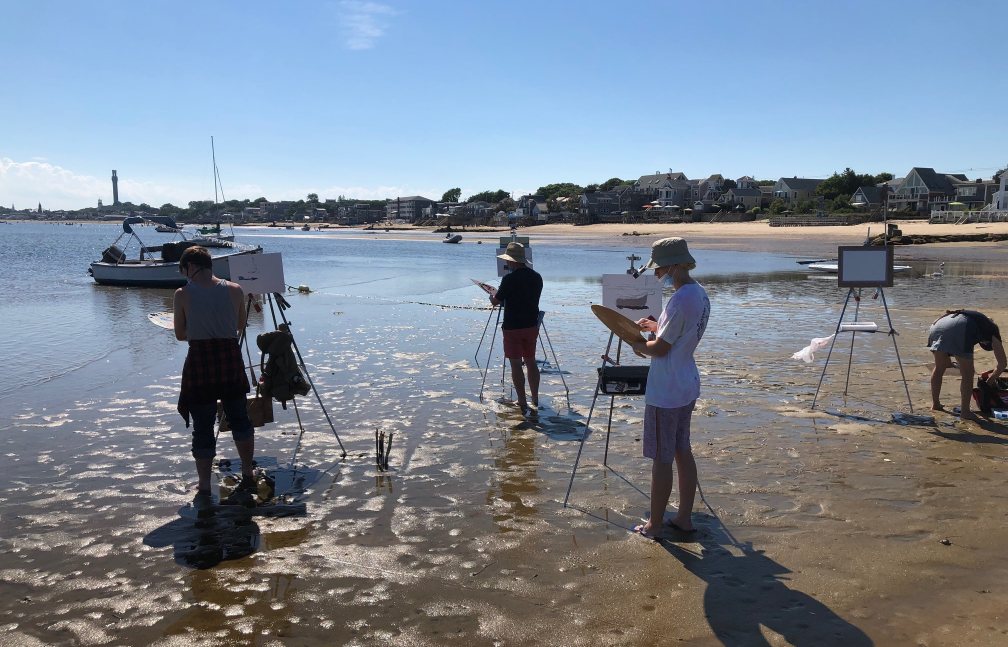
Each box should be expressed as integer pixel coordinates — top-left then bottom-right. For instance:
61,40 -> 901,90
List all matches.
219,365 -> 274,430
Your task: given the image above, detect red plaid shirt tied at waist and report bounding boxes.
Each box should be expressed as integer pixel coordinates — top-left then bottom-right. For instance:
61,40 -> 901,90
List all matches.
177,338 -> 250,426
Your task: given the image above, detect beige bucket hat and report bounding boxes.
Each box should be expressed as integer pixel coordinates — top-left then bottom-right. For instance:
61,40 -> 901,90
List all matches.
497,242 -> 530,265
644,237 -> 696,269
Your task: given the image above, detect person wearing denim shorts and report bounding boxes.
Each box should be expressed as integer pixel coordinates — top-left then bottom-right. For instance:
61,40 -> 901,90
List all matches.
631,237 -> 710,538
173,246 -> 255,502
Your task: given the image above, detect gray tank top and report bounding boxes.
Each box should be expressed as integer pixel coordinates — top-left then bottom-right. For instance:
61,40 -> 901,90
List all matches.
185,280 -> 239,340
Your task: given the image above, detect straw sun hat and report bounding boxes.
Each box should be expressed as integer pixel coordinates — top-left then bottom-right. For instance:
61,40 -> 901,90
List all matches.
644,237 -> 696,269
497,242 -> 530,265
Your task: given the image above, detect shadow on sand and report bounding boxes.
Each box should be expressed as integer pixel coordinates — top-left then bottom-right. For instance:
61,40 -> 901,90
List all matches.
144,505 -> 261,569
143,458 -> 323,569
929,417 -> 1008,444
660,520 -> 873,647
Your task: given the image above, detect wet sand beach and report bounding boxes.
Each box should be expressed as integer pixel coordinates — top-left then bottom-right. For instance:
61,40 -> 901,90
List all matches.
1,221 -> 1007,645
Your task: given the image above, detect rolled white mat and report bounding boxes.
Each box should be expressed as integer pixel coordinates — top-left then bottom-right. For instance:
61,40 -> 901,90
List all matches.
839,322 -> 878,333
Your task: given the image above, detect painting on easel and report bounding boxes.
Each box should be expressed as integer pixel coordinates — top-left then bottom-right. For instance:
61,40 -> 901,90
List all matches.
601,273 -> 662,321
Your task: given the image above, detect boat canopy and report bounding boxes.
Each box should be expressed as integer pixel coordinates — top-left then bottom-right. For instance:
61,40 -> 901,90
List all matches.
123,215 -> 179,234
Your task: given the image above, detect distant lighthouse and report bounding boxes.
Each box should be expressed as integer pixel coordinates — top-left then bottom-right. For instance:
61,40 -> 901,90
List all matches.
112,170 -> 120,205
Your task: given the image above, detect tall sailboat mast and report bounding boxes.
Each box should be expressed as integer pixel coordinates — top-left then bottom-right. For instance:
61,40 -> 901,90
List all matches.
211,136 -> 225,206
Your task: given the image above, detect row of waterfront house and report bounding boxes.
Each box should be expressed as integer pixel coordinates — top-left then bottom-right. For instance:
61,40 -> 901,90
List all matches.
378,167 -> 1008,227
10,167 -> 1006,226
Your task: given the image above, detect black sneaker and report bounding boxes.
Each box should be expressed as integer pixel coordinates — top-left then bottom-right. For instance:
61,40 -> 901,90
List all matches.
221,476 -> 257,507
237,475 -> 258,492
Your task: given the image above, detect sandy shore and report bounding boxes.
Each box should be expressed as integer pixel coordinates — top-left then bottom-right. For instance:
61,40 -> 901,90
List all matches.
2,220 -> 1008,645
517,220 -> 1008,260
26,217 -> 1008,260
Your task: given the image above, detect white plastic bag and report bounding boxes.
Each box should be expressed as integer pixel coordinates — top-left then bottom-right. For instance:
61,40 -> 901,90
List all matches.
791,334 -> 835,363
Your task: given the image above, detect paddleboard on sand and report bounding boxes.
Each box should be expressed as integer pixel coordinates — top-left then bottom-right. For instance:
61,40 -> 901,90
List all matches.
471,278 -> 497,297
148,311 -> 174,330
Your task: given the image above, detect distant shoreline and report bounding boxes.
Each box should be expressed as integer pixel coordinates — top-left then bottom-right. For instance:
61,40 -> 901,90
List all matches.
8,218 -> 1008,262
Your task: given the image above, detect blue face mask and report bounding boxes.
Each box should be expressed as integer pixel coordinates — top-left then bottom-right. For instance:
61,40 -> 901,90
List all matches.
662,274 -> 675,288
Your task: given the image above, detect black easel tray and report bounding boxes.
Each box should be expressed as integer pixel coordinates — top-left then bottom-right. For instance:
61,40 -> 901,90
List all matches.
597,365 -> 649,395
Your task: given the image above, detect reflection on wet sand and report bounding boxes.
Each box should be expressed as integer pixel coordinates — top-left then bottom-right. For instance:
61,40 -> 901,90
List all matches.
487,423 -> 541,530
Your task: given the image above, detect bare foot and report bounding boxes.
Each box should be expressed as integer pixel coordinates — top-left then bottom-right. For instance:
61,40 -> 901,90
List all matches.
958,411 -> 982,423
930,404 -> 945,412
634,522 -> 660,540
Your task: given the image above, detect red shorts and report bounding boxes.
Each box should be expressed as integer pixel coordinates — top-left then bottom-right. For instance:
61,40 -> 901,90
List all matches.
503,326 -> 538,361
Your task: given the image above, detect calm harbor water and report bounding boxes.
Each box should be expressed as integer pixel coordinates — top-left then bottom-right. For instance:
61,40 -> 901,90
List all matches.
2,221 -> 1007,644
0,221 -> 990,411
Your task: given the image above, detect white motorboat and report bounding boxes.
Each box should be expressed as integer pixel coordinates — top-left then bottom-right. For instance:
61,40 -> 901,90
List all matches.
188,222 -> 236,246
443,234 -> 462,243
89,216 -> 262,288
806,261 -> 912,274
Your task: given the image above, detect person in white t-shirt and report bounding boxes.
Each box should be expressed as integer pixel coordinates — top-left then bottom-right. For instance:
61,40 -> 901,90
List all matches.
630,237 -> 710,539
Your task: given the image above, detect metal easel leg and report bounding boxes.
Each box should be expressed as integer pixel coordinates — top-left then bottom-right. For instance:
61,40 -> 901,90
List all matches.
269,292 -> 347,458
563,332 -> 615,507
843,288 -> 863,396
602,395 -> 616,465
879,288 -> 914,412
563,374 -> 603,507
812,288 -> 855,410
602,339 -> 623,465
479,307 -> 502,402
538,317 -> 571,410
474,305 -> 498,370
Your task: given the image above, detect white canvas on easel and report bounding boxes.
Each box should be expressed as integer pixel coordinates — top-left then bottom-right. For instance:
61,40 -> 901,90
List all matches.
225,253 -> 286,295
496,247 -> 533,277
601,274 -> 662,320
812,245 -> 912,411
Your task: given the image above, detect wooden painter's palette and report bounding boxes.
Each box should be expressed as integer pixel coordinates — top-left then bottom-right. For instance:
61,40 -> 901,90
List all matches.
591,304 -> 645,345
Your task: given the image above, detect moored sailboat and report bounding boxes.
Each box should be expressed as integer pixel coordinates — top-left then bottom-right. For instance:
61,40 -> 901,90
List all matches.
89,216 -> 261,288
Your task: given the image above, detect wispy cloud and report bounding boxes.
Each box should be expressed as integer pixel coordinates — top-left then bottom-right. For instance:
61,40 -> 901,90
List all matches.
338,1 -> 396,50
0,157 -> 437,209
0,158 -> 106,210
0,157 -> 200,210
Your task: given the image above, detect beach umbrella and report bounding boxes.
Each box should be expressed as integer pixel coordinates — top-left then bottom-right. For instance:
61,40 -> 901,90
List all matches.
669,205 -> 680,210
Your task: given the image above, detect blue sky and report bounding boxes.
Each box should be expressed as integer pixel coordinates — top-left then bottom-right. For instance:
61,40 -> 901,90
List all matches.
2,0 -> 1005,210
